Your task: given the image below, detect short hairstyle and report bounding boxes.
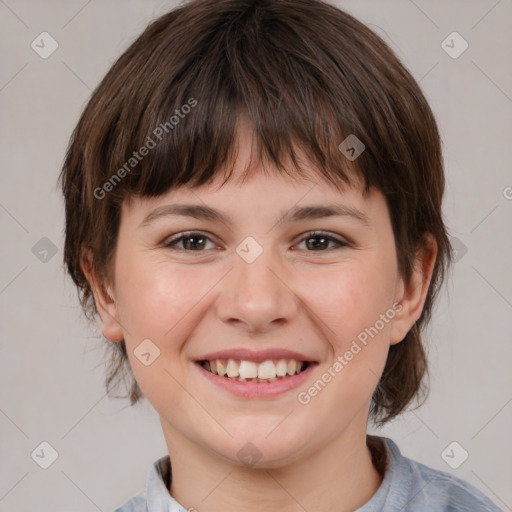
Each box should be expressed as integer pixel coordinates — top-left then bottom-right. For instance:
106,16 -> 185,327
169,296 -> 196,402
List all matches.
59,0 -> 453,424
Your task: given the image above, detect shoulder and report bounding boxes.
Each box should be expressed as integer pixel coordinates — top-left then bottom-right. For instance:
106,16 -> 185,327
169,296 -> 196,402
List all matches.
404,457 -> 501,511
112,492 -> 146,512
377,437 -> 503,512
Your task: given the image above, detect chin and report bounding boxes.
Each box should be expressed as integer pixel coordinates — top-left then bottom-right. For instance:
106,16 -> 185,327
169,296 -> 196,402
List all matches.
210,424 -> 311,469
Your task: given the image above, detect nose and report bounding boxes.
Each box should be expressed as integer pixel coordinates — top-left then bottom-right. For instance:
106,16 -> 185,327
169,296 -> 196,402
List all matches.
215,242 -> 299,334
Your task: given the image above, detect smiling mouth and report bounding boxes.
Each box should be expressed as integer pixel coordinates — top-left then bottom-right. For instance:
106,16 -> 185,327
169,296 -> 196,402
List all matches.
197,358 -> 310,383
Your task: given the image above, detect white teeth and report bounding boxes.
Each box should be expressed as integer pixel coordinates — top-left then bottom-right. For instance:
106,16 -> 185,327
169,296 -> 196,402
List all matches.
203,358 -> 307,381
276,359 -> 288,377
226,359 -> 239,378
257,360 -> 277,379
216,360 -> 226,376
239,361 -> 258,379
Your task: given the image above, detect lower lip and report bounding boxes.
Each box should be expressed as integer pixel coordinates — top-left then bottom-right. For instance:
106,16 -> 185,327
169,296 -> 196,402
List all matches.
194,362 -> 316,399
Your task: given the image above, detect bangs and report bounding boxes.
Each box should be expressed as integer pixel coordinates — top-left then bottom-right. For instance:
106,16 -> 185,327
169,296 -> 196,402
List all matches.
84,0 -> 414,204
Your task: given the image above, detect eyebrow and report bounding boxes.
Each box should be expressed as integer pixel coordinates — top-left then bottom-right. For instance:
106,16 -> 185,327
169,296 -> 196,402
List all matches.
139,203 -> 371,228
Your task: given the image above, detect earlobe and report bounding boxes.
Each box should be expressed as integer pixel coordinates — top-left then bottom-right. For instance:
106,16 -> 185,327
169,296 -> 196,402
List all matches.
81,250 -> 124,342
98,286 -> 124,342
390,235 -> 438,345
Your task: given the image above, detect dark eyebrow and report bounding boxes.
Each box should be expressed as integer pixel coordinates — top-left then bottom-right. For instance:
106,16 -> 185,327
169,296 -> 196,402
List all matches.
140,204 -> 233,227
139,203 -> 371,228
280,205 -> 371,227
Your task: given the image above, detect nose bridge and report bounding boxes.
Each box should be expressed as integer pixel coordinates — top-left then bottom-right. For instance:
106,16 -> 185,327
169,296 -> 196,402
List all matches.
215,236 -> 297,331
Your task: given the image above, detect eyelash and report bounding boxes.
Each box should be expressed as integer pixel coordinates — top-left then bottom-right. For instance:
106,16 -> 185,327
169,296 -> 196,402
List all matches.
163,231 -> 350,253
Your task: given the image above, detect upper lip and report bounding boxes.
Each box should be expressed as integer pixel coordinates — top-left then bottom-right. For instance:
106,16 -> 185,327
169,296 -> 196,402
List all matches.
196,348 -> 317,363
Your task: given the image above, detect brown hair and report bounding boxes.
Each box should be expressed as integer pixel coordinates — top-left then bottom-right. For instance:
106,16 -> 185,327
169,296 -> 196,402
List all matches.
59,0 -> 453,424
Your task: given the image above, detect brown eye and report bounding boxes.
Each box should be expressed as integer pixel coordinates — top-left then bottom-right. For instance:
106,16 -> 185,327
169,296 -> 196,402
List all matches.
165,232 -> 215,251
296,232 -> 349,251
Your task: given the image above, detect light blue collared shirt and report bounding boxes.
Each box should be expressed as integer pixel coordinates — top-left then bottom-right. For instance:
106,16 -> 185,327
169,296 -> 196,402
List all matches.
112,436 -> 503,512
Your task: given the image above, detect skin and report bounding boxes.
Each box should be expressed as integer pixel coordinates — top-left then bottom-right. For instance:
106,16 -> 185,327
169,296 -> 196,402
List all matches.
84,120 -> 437,512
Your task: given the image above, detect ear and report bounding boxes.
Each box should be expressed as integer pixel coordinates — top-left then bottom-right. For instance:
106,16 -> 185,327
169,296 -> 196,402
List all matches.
81,250 -> 124,342
390,234 -> 438,345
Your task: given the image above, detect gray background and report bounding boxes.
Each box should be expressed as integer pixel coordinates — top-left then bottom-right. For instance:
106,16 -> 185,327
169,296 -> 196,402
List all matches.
1,0 -> 511,511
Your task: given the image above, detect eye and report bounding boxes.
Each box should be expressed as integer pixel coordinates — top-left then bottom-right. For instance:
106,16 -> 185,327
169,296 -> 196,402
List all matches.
164,231 -> 217,251
163,230 -> 350,253
295,231 -> 350,251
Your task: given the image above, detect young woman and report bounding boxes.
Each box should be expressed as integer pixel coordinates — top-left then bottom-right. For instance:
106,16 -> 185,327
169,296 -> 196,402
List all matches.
60,1 -> 502,510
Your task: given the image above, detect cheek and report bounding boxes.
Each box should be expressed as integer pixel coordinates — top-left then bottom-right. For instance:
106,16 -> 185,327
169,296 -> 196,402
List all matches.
305,261 -> 394,351
115,252 -> 203,340
114,254 -> 213,409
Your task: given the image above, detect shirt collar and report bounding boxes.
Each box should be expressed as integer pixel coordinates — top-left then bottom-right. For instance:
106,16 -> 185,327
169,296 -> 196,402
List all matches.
146,455 -> 187,512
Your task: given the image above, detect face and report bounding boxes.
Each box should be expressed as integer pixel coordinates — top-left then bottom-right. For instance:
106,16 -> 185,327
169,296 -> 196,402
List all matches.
92,125 -> 431,469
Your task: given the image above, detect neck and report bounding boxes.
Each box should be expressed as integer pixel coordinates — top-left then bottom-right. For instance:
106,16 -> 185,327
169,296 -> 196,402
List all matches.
161,418 -> 383,512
